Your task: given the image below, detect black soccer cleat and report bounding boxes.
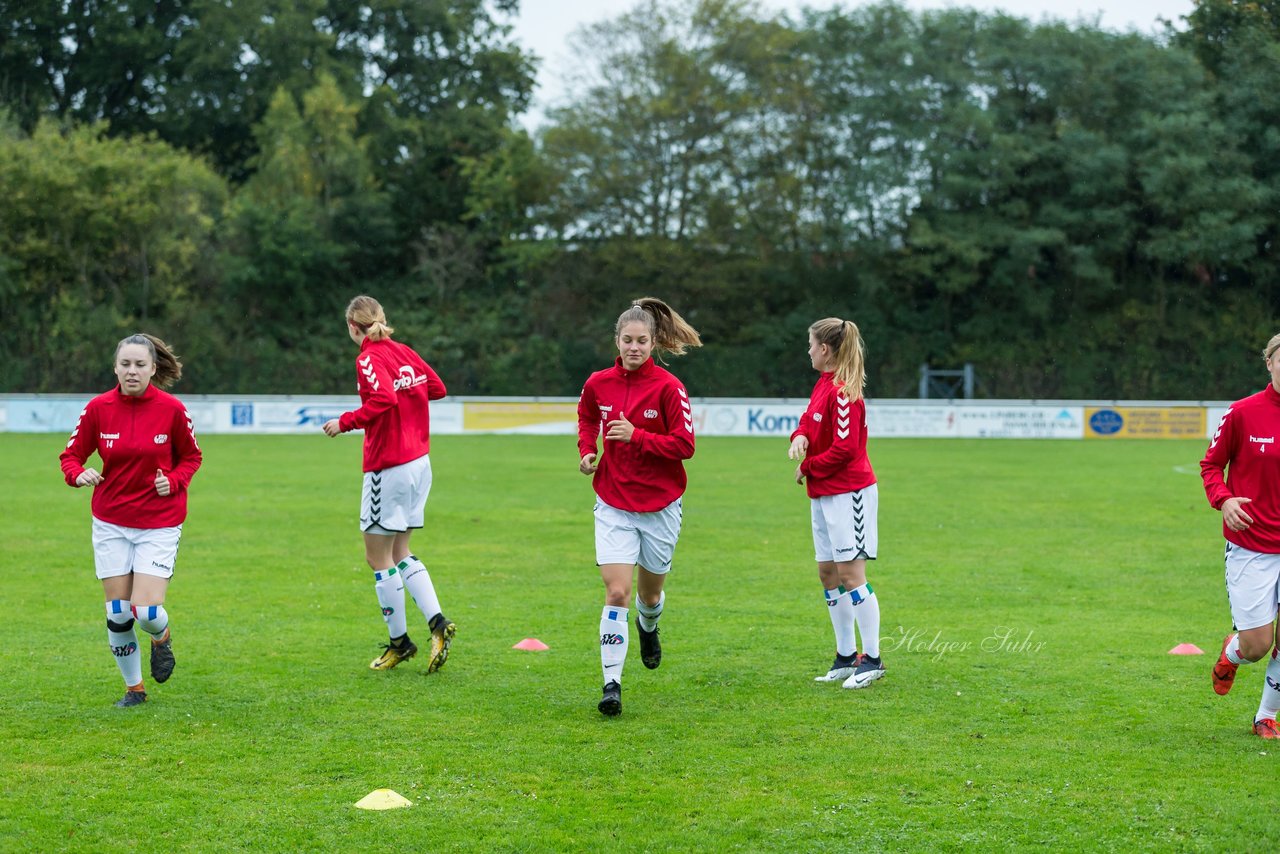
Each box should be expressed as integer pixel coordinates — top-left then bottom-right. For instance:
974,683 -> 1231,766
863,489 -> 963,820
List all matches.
151,636 -> 175,683
598,680 -> 622,716
114,690 -> 147,708
637,623 -> 662,670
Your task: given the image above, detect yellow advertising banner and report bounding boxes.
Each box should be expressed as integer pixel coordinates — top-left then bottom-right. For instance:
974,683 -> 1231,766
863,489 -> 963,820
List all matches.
1084,407 -> 1206,439
463,401 -> 579,432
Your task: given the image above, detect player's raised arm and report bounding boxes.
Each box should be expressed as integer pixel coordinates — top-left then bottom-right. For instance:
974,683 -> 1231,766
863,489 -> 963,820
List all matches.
333,296 -> 456,676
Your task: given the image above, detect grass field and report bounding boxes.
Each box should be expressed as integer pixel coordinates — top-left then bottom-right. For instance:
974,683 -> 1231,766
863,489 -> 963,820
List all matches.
2,432 -> 1276,851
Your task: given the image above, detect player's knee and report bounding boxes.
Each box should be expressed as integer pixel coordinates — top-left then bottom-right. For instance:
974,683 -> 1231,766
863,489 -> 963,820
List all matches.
1240,636 -> 1272,662
604,588 -> 630,607
132,604 -> 167,635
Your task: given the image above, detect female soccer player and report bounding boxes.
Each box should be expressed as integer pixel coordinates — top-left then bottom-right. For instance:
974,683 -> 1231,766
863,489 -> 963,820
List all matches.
577,297 -> 702,716
60,333 -> 203,707
788,317 -> 885,689
322,296 -> 454,673
1202,332 -> 1280,739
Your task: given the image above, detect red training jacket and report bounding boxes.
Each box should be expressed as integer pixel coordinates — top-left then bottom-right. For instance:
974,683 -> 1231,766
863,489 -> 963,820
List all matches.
1201,383 -> 1280,553
337,337 -> 447,472
790,372 -> 876,499
60,384 -> 202,528
577,357 -> 694,513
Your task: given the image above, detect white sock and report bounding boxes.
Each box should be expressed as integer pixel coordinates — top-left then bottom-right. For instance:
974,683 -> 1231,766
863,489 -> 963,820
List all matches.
851,583 -> 881,659
824,586 -> 857,658
600,606 -> 628,685
373,567 -> 408,639
1225,634 -> 1246,665
399,554 -> 442,622
132,604 -> 169,641
635,592 -> 664,632
106,599 -> 143,688
1259,648 -> 1280,722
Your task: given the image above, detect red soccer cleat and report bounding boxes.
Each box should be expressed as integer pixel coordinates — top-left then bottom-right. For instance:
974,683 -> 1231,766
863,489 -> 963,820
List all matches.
1212,634 -> 1239,696
1252,718 -> 1280,739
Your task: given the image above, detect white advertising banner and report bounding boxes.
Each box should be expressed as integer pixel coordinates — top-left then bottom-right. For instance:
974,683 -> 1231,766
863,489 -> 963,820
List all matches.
903,404 -> 1084,439
689,402 -> 1084,439
217,399 -> 349,432
0,395 -> 1224,439
211,398 -> 465,434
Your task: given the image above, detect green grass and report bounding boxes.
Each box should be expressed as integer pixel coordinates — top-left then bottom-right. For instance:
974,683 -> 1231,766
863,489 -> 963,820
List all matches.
2,433 -> 1275,851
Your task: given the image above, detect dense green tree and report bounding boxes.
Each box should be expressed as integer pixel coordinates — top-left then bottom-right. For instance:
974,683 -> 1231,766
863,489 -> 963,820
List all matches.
206,75 -> 396,392
0,119 -> 225,391
2,0 -> 1277,399
1176,0 -> 1280,317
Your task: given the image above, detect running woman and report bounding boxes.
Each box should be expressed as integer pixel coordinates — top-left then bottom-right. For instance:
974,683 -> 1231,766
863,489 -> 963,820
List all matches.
60,333 -> 202,707
577,297 -> 702,716
1202,331 -> 1280,739
322,295 -> 455,673
789,317 -> 885,689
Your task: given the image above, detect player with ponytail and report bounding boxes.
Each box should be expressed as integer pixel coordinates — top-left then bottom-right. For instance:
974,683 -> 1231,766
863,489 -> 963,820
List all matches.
323,296 -> 454,674
577,297 -> 702,716
788,317 -> 885,689
60,333 -> 203,707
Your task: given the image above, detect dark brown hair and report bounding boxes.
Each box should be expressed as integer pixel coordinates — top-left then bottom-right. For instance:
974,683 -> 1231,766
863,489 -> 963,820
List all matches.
114,333 -> 183,388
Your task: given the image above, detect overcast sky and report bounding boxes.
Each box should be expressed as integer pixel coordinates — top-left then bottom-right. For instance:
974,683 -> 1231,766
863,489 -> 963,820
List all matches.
512,0 -> 1194,127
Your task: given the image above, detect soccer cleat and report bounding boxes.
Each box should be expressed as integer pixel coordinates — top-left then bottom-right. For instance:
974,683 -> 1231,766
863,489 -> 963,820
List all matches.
1212,634 -> 1239,696
426,615 -> 456,674
843,655 -> 885,689
370,636 -> 418,671
637,623 -> 662,670
151,634 -> 175,683
814,652 -> 861,683
114,690 -> 147,708
1253,718 -> 1280,739
598,680 -> 622,716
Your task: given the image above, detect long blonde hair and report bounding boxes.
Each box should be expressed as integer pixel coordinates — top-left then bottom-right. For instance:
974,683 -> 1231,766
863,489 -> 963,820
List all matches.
114,333 -> 183,389
809,317 -> 866,401
1263,332 -> 1280,363
346,295 -> 395,342
614,297 -> 702,359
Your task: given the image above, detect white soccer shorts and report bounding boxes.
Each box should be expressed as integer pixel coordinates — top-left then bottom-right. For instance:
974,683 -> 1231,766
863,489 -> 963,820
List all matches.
361,453 -> 432,534
91,517 -> 182,580
594,498 -> 683,574
1224,542 -> 1280,631
811,483 -> 879,563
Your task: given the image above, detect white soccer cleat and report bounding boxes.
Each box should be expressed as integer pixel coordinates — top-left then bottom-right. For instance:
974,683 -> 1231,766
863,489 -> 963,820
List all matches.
842,655 -> 885,689
814,652 -> 860,682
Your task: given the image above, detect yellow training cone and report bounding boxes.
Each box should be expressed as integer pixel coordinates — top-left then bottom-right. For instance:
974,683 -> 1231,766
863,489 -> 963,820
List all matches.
355,789 -> 413,810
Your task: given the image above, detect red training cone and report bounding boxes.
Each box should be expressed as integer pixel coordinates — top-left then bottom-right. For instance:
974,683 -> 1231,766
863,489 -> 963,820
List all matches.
513,638 -> 550,651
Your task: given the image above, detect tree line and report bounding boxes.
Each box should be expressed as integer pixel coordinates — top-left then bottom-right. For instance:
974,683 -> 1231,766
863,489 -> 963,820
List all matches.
1,0 -> 1276,400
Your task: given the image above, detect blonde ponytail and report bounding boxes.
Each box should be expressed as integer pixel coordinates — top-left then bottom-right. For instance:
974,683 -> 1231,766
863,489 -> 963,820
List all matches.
346,295 -> 395,341
809,317 -> 866,401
